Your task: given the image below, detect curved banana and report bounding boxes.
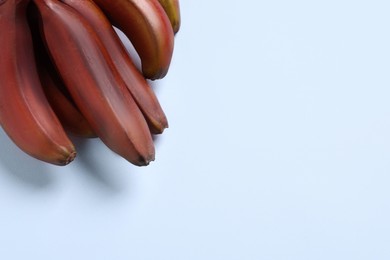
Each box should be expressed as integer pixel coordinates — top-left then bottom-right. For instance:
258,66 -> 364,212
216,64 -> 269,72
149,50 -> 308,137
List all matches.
33,0 -> 155,166
157,0 -> 181,33
93,0 -> 175,80
0,0 -> 76,165
61,0 -> 168,134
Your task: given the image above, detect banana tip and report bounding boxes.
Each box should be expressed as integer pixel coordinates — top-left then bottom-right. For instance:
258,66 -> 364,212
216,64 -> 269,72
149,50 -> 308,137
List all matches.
137,154 -> 155,166
65,151 -> 77,165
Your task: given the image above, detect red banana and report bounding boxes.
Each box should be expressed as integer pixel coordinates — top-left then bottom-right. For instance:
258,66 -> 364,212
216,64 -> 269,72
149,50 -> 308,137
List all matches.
93,0 -> 175,80
33,0 -> 155,166
0,0 -> 76,165
61,0 -> 168,134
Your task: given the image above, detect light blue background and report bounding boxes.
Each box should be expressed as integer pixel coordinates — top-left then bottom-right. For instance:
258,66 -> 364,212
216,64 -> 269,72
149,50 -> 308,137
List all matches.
1,0 -> 390,259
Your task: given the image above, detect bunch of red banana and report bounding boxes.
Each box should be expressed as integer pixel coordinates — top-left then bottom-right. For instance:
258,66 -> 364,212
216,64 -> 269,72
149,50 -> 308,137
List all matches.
0,0 -> 180,166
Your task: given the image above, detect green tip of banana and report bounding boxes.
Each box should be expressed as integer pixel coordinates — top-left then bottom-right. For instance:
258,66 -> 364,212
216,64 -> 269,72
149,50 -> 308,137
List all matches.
158,0 -> 181,34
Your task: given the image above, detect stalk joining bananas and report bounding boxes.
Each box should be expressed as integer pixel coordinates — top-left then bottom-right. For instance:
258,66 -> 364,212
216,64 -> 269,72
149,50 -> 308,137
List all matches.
0,0 -> 180,166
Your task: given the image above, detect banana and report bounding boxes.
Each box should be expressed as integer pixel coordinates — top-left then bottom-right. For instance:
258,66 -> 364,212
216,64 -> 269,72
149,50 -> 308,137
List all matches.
33,0 -> 155,166
27,3 -> 96,138
93,0 -> 175,80
61,0 -> 168,134
0,0 -> 76,165
157,0 -> 181,34
38,64 -> 97,138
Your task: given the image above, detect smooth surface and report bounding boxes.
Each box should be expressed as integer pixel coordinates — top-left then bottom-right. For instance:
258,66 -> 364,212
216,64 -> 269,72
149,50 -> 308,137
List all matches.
1,0 -> 390,259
